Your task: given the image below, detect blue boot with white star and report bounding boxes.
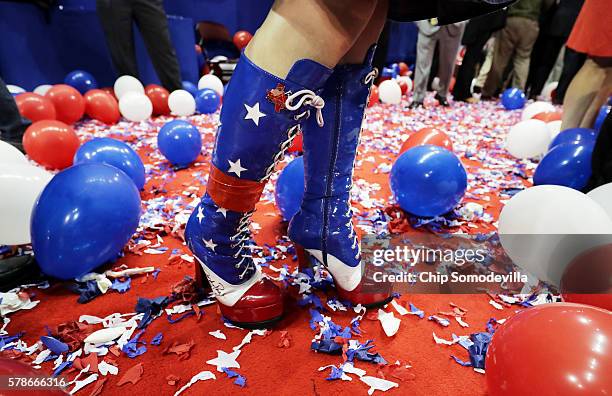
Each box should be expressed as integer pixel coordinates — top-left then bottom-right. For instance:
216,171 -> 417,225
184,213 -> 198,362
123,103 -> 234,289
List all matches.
288,47 -> 392,307
186,51 -> 332,327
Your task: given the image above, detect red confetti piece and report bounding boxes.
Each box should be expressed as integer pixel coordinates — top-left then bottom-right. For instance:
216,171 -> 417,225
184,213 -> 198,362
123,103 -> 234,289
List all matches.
277,331 -> 292,348
163,340 -> 195,361
117,363 -> 144,386
166,375 -> 181,386
88,378 -> 107,396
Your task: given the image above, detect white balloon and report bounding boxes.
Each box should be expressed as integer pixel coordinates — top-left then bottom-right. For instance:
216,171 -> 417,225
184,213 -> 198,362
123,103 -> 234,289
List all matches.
0,141 -> 28,165
119,92 -> 152,122
197,74 -> 224,96
541,81 -> 558,101
7,84 -> 26,95
521,101 -> 555,121
168,89 -> 196,116
33,84 -> 53,96
378,80 -> 402,105
499,185 -> 612,285
113,75 -> 144,100
397,76 -> 413,94
505,119 -> 551,159
0,164 -> 53,245
547,120 -> 562,140
587,182 -> 612,223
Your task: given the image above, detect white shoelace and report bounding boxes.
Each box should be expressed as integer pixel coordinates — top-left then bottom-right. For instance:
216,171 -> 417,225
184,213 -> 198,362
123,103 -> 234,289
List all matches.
285,89 -> 325,127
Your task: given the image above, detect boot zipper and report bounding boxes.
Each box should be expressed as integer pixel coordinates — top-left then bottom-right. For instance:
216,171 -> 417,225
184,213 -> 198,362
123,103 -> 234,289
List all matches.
322,80 -> 343,266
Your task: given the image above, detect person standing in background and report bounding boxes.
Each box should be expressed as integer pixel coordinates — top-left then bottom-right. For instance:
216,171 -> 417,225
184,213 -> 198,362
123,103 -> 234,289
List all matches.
561,0 -> 612,130
482,0 -> 554,98
0,77 -> 30,152
96,0 -> 183,92
410,19 -> 467,108
453,9 -> 507,102
526,0 -> 584,99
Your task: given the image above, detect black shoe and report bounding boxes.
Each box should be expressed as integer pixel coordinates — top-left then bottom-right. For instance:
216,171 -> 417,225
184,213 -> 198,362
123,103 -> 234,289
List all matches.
434,94 -> 450,107
409,101 -> 423,109
0,255 -> 42,292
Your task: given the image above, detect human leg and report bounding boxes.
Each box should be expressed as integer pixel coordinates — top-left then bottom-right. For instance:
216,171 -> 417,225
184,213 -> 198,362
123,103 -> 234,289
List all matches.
96,0 -> 139,78
561,59 -> 608,130
511,18 -> 539,90
184,0 -> 378,326
412,31 -> 438,103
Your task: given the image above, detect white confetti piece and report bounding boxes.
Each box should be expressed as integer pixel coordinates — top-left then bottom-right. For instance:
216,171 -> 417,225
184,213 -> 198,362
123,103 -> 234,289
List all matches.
98,361 -> 118,376
174,371 -> 216,396
489,300 -> 504,310
206,349 -> 241,372
432,332 -> 455,345
390,299 -> 409,316
84,327 -> 127,345
378,309 -> 401,337
456,317 -> 469,328
342,362 -> 366,377
0,292 -> 40,316
208,330 -> 227,340
360,376 -> 399,395
69,373 -> 98,394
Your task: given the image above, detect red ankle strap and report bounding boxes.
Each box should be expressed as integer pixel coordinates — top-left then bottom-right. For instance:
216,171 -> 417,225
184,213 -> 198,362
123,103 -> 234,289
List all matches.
206,165 -> 265,212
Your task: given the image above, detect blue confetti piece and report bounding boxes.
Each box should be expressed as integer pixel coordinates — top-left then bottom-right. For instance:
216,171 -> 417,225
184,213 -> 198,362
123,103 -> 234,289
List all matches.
152,268 -> 161,279
326,366 -> 345,381
122,330 -> 147,358
409,303 -> 425,318
68,280 -> 103,304
40,336 -> 69,355
222,367 -> 246,387
450,355 -> 472,367
150,332 -> 163,346
111,277 -> 132,293
52,361 -> 72,377
167,311 -> 195,323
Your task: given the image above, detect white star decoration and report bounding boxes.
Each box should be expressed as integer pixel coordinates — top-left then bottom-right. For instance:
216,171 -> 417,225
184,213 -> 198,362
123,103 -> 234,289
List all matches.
203,238 -> 217,252
206,349 -> 241,372
228,159 -> 247,177
196,206 -> 204,223
216,207 -> 228,218
244,102 -> 266,126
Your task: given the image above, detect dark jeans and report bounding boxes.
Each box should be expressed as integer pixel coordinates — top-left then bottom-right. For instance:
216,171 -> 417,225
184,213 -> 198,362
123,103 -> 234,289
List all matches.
453,31 -> 491,101
0,77 -> 30,147
96,0 -> 182,92
526,34 -> 566,98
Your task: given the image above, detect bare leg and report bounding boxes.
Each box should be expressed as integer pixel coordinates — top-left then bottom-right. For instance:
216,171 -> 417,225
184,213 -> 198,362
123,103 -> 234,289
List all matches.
579,67 -> 612,128
245,0 -> 378,78
562,59 -> 607,130
341,0 -> 389,64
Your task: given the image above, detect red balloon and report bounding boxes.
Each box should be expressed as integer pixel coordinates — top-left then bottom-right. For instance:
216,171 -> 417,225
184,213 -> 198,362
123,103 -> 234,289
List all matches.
233,30 -> 253,50
399,127 -> 453,155
15,92 -> 56,122
145,84 -> 170,116
45,84 -> 85,124
560,243 -> 612,311
533,111 -> 562,123
288,133 -> 303,153
0,358 -> 67,395
23,120 -> 80,170
368,85 -> 379,107
84,89 -> 120,124
398,62 -> 409,76
486,303 -> 611,396
100,87 -> 117,100
398,80 -> 408,95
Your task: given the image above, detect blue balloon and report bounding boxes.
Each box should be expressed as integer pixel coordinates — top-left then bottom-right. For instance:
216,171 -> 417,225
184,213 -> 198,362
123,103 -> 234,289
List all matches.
275,156 -> 304,221
64,70 -> 98,94
549,127 -> 597,150
594,105 -> 610,131
158,120 -> 202,167
182,81 -> 198,97
534,143 -> 593,190
73,137 -> 146,190
501,88 -> 526,110
195,88 -> 220,114
390,145 -> 467,217
31,163 -> 141,280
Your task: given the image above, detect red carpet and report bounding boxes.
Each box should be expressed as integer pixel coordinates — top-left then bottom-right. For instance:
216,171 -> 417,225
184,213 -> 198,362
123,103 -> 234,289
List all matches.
3,96 -> 535,395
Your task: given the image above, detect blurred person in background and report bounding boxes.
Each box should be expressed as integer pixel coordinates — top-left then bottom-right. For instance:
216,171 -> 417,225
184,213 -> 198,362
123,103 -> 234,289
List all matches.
526,0 -> 584,99
96,0 -> 182,92
482,0 -> 554,98
561,0 -> 612,130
